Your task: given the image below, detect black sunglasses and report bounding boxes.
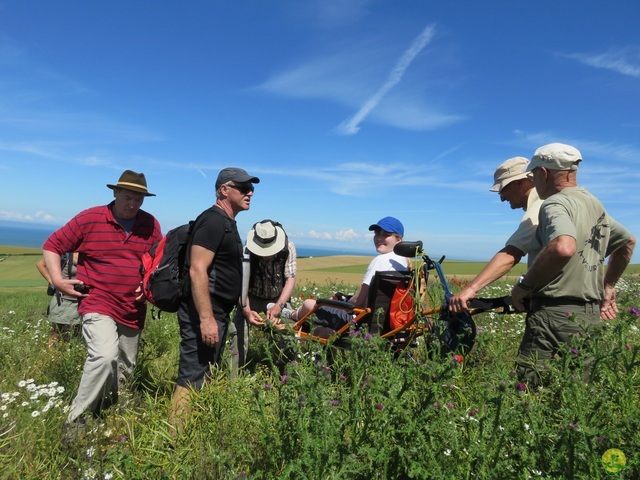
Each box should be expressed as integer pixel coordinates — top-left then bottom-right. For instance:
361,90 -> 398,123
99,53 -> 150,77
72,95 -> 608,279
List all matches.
227,183 -> 255,195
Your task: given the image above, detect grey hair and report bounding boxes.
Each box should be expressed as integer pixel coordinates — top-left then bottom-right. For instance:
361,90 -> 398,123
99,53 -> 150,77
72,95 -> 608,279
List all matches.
215,181 -> 233,200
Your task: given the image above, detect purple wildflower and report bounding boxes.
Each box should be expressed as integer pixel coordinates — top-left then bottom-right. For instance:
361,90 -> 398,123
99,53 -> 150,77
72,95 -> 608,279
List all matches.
446,402 -> 455,409
264,383 -> 272,390
516,382 -> 526,392
280,375 -> 288,384
570,348 -> 580,355
330,400 -> 339,407
630,307 -> 640,317
375,404 -> 383,411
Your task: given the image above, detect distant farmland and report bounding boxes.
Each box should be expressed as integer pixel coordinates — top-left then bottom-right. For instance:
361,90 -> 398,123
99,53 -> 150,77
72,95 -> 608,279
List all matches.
1,247 -> 637,290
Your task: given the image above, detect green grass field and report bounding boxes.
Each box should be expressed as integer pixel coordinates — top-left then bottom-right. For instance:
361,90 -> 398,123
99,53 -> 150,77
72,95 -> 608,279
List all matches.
0,250 -> 47,288
1,269 -> 639,478
1,246 -> 639,478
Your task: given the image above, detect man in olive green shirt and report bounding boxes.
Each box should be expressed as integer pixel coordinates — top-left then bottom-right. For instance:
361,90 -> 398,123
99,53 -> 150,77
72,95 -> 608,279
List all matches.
511,143 -> 635,386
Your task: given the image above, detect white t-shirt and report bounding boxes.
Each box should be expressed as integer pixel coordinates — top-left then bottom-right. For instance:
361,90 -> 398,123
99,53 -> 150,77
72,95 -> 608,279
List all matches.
361,251 -> 409,286
505,189 -> 543,267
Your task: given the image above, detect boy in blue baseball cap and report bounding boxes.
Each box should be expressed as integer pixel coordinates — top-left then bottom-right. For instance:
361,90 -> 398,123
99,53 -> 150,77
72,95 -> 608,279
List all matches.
273,216 -> 409,329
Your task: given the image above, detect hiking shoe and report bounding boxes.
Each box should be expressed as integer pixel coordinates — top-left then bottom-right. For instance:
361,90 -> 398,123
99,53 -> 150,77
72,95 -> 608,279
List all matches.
62,418 -> 87,445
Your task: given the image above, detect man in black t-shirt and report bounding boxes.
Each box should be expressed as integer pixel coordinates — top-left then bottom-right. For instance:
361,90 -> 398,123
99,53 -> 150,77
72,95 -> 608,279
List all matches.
169,167 -> 259,432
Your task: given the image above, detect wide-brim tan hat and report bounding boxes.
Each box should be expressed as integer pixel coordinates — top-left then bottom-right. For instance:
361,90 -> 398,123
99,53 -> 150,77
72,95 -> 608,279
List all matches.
490,157 -> 530,192
246,220 -> 286,256
107,170 -> 156,196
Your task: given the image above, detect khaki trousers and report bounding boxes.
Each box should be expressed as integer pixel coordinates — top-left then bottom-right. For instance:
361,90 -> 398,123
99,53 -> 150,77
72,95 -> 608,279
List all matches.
66,313 -> 140,423
516,300 -> 600,387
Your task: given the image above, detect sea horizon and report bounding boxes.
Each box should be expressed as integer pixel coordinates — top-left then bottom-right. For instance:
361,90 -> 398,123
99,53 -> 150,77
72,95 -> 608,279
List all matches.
0,222 -> 372,258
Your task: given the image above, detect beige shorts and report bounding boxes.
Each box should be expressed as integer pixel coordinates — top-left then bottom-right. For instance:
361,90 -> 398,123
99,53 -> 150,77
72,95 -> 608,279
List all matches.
48,296 -> 82,326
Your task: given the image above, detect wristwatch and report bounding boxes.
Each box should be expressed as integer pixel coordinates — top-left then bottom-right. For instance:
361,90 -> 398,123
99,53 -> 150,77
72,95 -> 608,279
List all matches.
517,276 -> 532,291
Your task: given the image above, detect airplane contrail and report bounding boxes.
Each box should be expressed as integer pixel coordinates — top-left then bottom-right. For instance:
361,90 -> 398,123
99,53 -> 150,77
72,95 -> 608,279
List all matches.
340,24 -> 436,135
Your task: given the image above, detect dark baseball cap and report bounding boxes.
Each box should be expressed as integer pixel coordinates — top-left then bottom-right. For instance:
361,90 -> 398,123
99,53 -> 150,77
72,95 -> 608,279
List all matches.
215,167 -> 260,190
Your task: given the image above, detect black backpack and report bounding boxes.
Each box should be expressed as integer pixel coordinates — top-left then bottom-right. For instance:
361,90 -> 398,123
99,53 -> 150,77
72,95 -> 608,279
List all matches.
141,222 -> 194,313
141,207 -> 230,313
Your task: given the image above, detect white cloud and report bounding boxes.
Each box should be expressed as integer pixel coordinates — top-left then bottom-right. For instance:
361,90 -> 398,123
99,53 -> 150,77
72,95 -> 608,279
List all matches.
562,47 -> 640,78
335,229 -> 360,240
285,0 -> 371,28
33,211 -> 56,222
308,230 -> 333,239
254,24 -> 464,133
0,209 -> 56,223
338,24 -> 437,135
511,130 -> 640,163
78,155 -> 113,167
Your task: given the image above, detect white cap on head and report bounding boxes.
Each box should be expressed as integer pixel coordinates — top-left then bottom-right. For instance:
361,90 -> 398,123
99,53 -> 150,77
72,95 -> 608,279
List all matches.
526,143 -> 582,172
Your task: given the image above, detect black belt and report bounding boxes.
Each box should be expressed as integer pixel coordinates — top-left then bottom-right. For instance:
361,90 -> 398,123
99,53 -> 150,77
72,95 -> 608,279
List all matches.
530,297 -> 598,309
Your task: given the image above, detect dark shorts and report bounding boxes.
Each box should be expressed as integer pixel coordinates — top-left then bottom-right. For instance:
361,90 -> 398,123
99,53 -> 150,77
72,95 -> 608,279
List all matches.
314,306 -> 354,331
176,299 -> 232,390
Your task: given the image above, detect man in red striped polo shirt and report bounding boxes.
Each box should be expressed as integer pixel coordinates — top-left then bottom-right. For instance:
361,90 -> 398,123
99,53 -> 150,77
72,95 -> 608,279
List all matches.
43,170 -> 162,437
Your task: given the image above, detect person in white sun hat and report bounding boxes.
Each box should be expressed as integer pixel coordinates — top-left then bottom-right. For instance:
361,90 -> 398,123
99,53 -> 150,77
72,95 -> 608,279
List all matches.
227,219 -> 297,375
449,156 -> 543,313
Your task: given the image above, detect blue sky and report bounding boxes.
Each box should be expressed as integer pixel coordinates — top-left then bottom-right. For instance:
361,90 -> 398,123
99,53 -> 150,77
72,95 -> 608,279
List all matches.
1,1 -> 639,262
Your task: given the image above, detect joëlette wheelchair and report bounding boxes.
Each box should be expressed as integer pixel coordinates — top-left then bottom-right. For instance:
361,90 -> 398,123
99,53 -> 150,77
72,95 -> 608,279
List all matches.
291,240 -> 517,355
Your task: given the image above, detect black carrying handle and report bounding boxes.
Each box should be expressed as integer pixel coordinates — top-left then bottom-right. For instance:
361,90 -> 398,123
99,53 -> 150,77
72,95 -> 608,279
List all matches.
467,296 -> 528,315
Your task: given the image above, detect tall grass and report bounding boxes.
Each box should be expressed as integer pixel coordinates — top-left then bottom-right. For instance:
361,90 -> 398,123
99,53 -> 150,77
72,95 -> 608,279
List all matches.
0,277 -> 639,479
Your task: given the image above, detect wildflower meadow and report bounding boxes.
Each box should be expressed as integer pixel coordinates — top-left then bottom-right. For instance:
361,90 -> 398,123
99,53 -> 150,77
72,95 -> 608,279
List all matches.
0,275 -> 639,479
